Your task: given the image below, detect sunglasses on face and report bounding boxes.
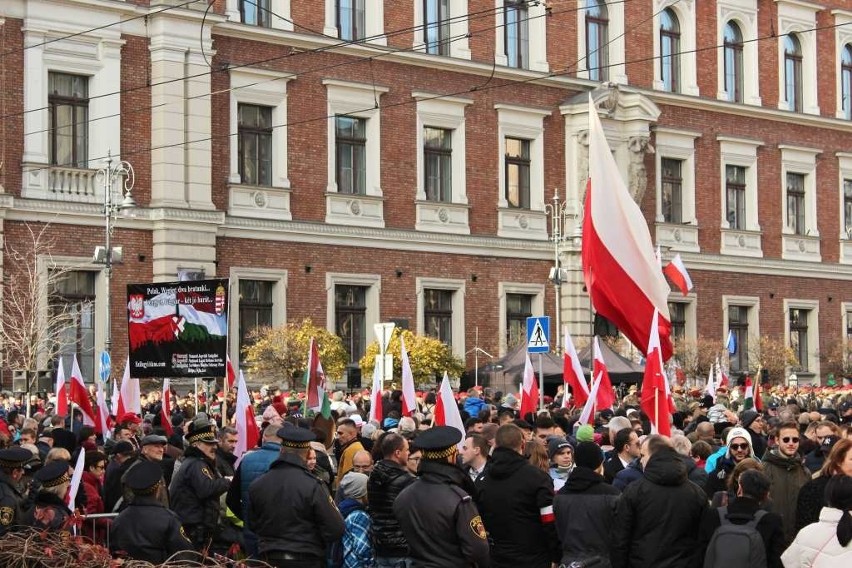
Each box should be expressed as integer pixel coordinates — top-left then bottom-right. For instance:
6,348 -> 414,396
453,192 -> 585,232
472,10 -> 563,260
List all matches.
781,436 -> 800,444
730,443 -> 750,451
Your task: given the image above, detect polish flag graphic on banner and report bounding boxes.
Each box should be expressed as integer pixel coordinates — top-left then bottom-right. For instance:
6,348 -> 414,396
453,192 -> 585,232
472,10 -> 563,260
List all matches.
663,254 -> 694,297
581,95 -> 673,361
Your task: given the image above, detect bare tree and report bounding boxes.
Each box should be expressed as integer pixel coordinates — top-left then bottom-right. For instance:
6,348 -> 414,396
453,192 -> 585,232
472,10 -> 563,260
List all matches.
0,224 -> 75,413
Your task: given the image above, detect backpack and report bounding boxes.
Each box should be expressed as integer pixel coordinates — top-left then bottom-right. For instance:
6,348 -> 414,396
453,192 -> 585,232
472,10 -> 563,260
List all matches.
703,506 -> 768,568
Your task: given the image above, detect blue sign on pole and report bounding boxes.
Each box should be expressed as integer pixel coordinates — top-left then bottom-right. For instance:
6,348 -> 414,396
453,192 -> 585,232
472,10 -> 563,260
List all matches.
526,316 -> 550,353
99,351 -> 111,383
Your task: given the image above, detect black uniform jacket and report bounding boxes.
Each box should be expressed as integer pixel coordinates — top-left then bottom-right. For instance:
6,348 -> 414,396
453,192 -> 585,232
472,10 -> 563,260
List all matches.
169,446 -> 230,531
0,471 -> 24,535
248,452 -> 345,557
393,460 -> 490,568
110,495 -> 194,564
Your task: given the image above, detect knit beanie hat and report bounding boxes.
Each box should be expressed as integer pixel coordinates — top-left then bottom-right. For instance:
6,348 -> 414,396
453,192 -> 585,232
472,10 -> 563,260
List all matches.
547,437 -> 573,460
740,409 -> 759,429
576,424 -> 595,443
340,471 -> 369,500
574,441 -> 604,470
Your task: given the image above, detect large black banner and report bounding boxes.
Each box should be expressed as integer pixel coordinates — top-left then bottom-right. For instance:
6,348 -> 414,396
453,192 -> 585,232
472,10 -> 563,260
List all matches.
127,279 -> 228,378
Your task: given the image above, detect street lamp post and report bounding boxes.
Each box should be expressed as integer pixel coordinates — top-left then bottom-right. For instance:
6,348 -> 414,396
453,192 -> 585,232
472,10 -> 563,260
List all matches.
95,150 -> 137,364
544,189 -> 578,355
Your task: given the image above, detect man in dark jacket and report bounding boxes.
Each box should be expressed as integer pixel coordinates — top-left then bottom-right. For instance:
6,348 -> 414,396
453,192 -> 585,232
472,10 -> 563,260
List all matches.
393,426 -> 490,568
603,428 -> 639,483
762,421 -> 811,544
168,424 -> 231,550
554,441 -> 620,567
215,427 -> 238,477
249,428 -> 344,568
611,435 -> 707,568
740,409 -> 768,460
477,423 -> 558,568
367,433 -> 415,567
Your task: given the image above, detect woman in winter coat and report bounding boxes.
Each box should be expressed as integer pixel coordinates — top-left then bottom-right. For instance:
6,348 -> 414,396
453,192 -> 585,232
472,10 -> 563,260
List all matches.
782,475 -> 852,567
81,451 -> 110,544
796,439 -> 852,531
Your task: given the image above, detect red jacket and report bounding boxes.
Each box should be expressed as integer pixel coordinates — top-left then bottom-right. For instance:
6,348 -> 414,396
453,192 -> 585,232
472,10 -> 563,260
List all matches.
80,471 -> 109,545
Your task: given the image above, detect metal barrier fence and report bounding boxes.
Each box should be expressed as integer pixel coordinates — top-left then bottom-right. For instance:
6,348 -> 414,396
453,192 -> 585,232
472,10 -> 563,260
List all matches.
77,512 -> 119,548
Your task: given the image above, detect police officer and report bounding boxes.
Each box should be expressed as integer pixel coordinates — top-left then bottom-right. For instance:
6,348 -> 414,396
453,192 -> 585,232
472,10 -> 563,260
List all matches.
393,426 -> 491,568
110,461 -> 193,563
0,447 -> 31,534
249,428 -> 344,568
23,460 -> 72,532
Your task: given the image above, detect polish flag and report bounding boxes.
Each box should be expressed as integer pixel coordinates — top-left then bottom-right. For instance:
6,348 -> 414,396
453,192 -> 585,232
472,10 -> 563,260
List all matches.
705,362 -> 716,401
400,335 -> 417,416
562,330 -> 588,409
305,338 -> 326,411
519,353 -> 540,419
368,362 -> 383,424
434,372 -> 465,449
581,95 -> 673,361
226,355 -> 236,391
111,379 -> 120,416
593,337 -> 616,409
116,359 -> 141,417
94,380 -> 112,438
69,354 -> 96,427
640,309 -> 672,436
54,357 -> 68,417
578,372 -> 603,426
66,447 -> 86,508
235,370 -> 260,460
161,379 -> 173,437
663,254 -> 693,297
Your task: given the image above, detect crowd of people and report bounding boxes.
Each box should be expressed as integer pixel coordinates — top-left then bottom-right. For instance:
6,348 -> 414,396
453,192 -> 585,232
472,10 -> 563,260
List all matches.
0,381 -> 850,567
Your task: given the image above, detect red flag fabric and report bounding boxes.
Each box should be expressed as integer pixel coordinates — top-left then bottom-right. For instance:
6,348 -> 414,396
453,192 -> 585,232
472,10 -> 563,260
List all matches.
69,355 -> 96,427
640,309 -> 672,436
94,380 -> 112,437
235,371 -> 259,459
306,338 -> 326,411
593,337 -> 615,409
582,96 -> 673,361
520,353 -> 540,419
434,373 -> 466,449
562,330 -> 588,408
368,363 -> 383,424
161,379 -> 173,437
400,335 -> 417,416
226,355 -> 236,391
662,254 -> 694,297
754,375 -> 764,411
55,358 -> 68,417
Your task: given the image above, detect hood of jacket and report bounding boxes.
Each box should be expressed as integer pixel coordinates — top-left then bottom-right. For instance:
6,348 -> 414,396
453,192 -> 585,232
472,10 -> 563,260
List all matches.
370,459 -> 410,488
488,446 -> 529,479
561,465 -> 607,492
338,497 -> 365,518
643,448 -> 687,486
763,448 -> 804,470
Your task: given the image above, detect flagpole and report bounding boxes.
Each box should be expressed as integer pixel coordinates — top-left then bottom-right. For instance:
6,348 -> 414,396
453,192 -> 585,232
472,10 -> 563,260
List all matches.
222,375 -> 228,428
537,353 -> 544,411
194,377 -> 198,414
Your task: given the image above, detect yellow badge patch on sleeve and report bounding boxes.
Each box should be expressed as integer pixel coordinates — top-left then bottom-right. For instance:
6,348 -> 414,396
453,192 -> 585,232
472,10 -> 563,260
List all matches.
469,515 -> 487,540
179,525 -> 191,542
201,467 -> 213,480
0,507 -> 13,526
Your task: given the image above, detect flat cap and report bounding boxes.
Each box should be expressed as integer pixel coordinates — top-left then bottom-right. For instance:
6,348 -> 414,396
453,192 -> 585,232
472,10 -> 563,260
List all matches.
140,434 -> 168,446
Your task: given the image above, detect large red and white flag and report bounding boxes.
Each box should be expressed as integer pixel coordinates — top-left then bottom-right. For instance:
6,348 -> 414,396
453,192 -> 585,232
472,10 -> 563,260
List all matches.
368,362 -> 383,424
581,95 -> 673,361
305,338 -> 326,411
116,359 -> 142,417
400,335 -> 417,416
640,309 -> 672,436
593,337 -> 616,409
235,370 -> 260,460
434,372 -> 465,449
161,379 -> 173,437
226,354 -> 236,392
55,357 -> 68,417
69,354 -> 96,427
562,329 -> 588,409
663,254 -> 693,297
519,353 -> 540,419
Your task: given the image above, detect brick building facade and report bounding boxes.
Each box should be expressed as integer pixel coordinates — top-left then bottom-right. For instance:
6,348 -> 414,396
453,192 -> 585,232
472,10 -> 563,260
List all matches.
1,0 -> 851,389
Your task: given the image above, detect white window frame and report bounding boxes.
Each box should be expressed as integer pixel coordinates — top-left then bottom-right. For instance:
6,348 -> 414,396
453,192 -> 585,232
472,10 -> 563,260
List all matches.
496,103 -> 550,240
654,127 -> 701,252
652,0 -> 699,96
779,145 -> 819,237
577,0 -> 626,84
412,0 -> 471,59
498,282 -> 545,356
667,293 -> 697,344
225,0 -> 294,31
716,0 -> 761,106
776,0 -> 820,115
833,10 -> 852,119
416,277 -> 466,360
719,136 -> 763,256
722,295 -> 761,366
414,92 -> 473,235
325,272 -> 382,343
783,298 -> 820,379
323,0 -> 385,44
494,0 -> 549,72
838,153 -> 852,265
842,301 -> 852,356
228,268 -> 288,365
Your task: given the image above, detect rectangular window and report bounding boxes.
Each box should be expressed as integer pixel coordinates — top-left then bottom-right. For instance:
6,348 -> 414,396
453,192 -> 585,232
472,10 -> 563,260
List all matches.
845,179 -> 852,237
424,289 -> 453,346
728,305 -> 749,374
52,271 -> 96,383
661,158 -> 683,224
847,310 -> 852,344
336,116 -> 367,195
48,72 -> 88,168
505,137 -> 530,209
504,1 -> 529,69
337,0 -> 366,41
424,127 -> 452,202
785,48 -> 803,112
238,104 -> 273,186
786,172 -> 806,235
336,285 -> 367,364
240,0 -> 270,27
668,302 -> 686,342
506,293 -> 533,349
424,0 -> 450,55
790,308 -> 809,371
725,165 -> 746,230
238,280 -> 273,355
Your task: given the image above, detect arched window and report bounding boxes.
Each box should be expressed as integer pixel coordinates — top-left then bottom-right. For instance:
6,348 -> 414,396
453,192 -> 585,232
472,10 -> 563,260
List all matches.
784,34 -> 803,112
586,0 -> 609,81
723,21 -> 743,103
660,8 -> 680,92
842,44 -> 852,120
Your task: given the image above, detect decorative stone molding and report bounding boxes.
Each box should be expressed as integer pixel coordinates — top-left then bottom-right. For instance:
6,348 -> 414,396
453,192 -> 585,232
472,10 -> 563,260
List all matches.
229,184 -> 292,221
720,228 -> 763,257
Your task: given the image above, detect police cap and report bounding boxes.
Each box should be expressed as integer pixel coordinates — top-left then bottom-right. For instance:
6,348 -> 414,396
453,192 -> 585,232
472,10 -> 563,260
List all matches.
276,427 -> 315,449
415,426 -> 462,460
125,460 -> 164,495
34,460 -> 71,488
0,447 -> 33,469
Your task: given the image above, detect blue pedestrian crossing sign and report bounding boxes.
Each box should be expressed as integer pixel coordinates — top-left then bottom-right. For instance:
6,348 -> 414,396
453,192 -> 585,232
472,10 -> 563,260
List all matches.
526,316 -> 550,353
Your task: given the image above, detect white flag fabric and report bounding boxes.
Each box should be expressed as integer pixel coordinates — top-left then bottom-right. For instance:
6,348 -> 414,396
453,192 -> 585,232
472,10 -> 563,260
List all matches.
117,358 -> 142,417
67,447 -> 86,509
400,336 -> 417,416
578,372 -> 603,425
435,373 -> 466,450
705,362 -> 716,400
69,354 -> 95,426
111,379 -> 120,416
369,363 -> 383,424
234,370 -> 259,462
95,381 -> 111,439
